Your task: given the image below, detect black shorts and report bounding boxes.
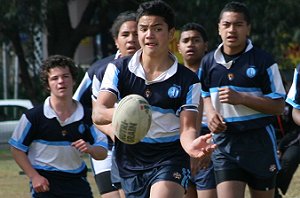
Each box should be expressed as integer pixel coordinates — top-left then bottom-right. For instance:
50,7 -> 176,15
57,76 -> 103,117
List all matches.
31,174 -> 92,198
215,168 -> 276,191
94,171 -> 118,195
212,126 -> 280,179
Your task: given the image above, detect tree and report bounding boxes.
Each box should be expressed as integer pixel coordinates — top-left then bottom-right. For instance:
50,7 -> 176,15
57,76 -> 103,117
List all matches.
1,0 -> 299,102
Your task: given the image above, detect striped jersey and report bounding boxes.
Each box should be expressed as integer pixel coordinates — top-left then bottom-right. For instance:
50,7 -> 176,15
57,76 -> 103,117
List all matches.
200,40 -> 286,132
100,49 -> 201,177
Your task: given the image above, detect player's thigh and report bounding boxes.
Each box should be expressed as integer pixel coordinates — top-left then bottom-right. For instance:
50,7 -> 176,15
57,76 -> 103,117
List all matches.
249,188 -> 275,198
216,180 -> 246,198
197,189 -> 217,198
150,180 -> 185,198
101,191 -> 122,198
184,183 -> 197,198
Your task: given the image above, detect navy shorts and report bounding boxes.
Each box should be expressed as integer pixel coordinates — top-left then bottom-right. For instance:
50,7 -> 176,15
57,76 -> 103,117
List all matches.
212,125 -> 280,189
111,148 -> 122,189
31,171 -> 92,198
215,168 -> 276,190
191,162 -> 216,190
121,165 -> 190,198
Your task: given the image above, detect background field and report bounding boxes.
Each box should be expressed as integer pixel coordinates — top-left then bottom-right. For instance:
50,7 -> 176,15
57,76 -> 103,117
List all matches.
0,146 -> 299,198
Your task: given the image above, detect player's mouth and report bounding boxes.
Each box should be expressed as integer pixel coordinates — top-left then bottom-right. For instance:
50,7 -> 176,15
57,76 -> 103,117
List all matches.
186,49 -> 195,55
226,35 -> 238,42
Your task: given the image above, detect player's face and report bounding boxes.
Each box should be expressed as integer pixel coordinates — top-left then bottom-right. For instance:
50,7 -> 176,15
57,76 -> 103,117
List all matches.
48,67 -> 74,98
178,30 -> 208,67
218,11 -> 251,55
138,15 -> 174,57
115,21 -> 140,56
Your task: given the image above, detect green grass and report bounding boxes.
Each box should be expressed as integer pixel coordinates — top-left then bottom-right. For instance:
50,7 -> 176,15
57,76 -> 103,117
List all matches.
1,147 -> 300,197
0,146 -> 100,198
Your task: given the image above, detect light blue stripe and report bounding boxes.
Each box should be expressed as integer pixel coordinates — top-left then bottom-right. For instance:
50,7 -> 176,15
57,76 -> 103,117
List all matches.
112,67 -> 120,89
151,106 -> 175,114
201,91 -> 210,97
141,134 -> 180,143
186,84 -> 194,104
74,78 -> 92,101
265,92 -> 285,99
267,67 -> 276,93
33,139 -> 71,146
223,113 -> 270,122
8,138 -> 28,152
266,125 -> 281,170
210,86 -> 261,93
33,161 -> 87,173
286,98 -> 300,109
20,121 -> 32,143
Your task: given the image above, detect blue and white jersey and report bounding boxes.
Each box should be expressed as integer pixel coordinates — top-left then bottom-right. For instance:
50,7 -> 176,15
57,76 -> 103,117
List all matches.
9,97 -> 108,177
286,65 -> 300,109
196,67 -> 208,129
200,40 -> 286,132
100,49 -> 201,176
73,54 -> 116,107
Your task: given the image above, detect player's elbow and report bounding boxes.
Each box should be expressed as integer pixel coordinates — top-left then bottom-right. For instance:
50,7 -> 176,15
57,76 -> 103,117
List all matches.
273,99 -> 285,115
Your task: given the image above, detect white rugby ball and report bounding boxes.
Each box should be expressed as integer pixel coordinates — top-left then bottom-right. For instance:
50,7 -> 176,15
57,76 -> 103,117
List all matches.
112,94 -> 152,144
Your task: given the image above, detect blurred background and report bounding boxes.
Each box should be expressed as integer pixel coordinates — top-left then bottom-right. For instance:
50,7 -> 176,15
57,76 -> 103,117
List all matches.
0,0 -> 299,103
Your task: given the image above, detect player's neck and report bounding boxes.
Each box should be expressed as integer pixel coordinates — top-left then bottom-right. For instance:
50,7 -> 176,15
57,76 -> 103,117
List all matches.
141,53 -> 174,81
49,96 -> 76,121
184,61 -> 200,73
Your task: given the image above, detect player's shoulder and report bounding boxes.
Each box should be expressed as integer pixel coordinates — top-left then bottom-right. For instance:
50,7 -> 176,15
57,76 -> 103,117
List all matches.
88,54 -> 116,77
24,103 -> 44,122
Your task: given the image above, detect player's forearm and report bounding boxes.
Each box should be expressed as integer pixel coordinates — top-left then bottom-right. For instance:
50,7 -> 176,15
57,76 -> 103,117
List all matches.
10,147 -> 40,179
239,93 -> 285,115
88,146 -> 107,160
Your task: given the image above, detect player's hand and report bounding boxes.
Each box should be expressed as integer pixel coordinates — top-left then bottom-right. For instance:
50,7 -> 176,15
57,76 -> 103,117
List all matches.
207,111 -> 227,133
189,133 -> 217,159
218,87 -> 243,105
190,154 -> 211,176
31,174 -> 50,193
71,139 -> 91,154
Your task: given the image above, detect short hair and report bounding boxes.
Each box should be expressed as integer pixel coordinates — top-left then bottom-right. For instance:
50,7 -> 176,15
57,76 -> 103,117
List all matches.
136,0 -> 175,30
40,55 -> 78,89
180,22 -> 208,42
110,11 -> 137,39
219,1 -> 251,25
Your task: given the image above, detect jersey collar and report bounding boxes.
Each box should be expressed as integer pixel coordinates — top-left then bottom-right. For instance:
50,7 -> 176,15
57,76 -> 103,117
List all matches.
43,97 -> 84,126
214,39 -> 253,69
128,49 -> 179,85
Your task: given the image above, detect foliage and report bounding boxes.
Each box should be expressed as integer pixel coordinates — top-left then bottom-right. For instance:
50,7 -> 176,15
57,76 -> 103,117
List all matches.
0,0 -> 300,102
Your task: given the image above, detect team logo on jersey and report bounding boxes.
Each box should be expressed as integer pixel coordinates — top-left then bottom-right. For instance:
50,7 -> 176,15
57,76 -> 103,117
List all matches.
228,73 -> 234,81
173,172 -> 182,180
78,123 -> 86,134
145,88 -> 152,98
61,130 -> 68,136
246,66 -> 256,78
168,85 -> 181,98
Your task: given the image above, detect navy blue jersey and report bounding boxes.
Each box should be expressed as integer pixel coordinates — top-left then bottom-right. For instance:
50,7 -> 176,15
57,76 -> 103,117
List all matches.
286,64 -> 300,109
200,40 -> 286,132
100,49 -> 201,177
73,54 -> 115,107
9,98 -> 108,178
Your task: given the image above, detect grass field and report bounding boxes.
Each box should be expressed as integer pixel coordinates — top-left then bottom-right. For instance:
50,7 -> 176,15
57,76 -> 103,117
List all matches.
1,146 -> 300,198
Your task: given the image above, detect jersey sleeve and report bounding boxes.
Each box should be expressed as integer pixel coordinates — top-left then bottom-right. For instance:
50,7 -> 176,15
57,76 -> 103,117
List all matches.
286,65 -> 300,109
8,114 -> 33,152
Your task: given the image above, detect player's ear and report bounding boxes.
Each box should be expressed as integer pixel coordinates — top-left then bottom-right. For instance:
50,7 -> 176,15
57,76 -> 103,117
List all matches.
168,28 -> 175,42
247,24 -> 251,37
